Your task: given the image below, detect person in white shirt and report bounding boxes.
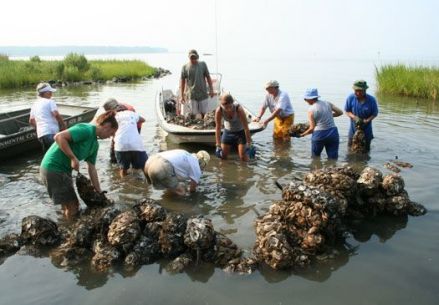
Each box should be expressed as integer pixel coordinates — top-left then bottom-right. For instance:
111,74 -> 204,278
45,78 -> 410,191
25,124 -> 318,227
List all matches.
253,80 -> 295,141
29,83 -> 66,152
114,108 -> 147,177
144,149 -> 210,196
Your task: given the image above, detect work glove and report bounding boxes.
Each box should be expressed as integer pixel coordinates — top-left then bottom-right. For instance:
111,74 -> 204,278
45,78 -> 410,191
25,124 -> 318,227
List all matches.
354,117 -> 364,127
245,144 -> 257,159
215,146 -> 223,158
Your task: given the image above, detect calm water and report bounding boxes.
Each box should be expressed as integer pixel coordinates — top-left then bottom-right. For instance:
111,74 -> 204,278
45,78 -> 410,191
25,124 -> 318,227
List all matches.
0,53 -> 438,305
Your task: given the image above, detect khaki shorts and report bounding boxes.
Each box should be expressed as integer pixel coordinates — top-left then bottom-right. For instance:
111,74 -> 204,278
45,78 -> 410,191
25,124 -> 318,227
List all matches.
189,97 -> 210,115
144,155 -> 178,189
40,167 -> 78,205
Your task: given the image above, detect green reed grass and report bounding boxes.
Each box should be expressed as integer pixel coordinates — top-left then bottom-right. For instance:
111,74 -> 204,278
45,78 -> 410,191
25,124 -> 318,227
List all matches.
0,54 -> 157,89
376,64 -> 439,100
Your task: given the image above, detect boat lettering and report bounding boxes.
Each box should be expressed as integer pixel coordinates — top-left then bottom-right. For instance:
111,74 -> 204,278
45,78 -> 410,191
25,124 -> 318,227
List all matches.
0,131 -> 37,149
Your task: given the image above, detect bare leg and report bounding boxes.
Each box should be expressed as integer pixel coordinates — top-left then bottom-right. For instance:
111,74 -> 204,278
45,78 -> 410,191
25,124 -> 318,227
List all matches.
221,143 -> 231,159
238,143 -> 249,162
119,168 -> 128,178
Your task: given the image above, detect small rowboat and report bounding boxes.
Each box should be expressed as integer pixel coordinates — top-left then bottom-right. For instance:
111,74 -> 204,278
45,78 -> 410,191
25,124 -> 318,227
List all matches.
0,104 -> 98,160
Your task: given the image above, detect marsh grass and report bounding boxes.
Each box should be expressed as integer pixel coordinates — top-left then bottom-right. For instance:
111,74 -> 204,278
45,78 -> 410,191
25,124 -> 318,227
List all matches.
376,64 -> 439,100
0,54 -> 157,89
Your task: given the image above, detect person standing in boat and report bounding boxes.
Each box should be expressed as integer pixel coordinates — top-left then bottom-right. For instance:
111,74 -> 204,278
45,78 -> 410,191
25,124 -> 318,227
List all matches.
214,93 -> 252,161
29,82 -> 67,152
114,105 -> 147,178
40,111 -> 118,219
180,49 -> 215,119
253,80 -> 294,141
295,88 -> 343,160
344,80 -> 379,152
144,149 -> 210,196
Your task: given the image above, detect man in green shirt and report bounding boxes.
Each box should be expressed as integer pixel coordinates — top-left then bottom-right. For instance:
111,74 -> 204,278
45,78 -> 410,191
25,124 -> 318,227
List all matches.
40,111 -> 118,218
180,49 -> 215,119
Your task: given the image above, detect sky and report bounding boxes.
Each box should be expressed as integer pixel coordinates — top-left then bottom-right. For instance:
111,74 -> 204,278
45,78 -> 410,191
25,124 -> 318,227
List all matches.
1,0 -> 439,60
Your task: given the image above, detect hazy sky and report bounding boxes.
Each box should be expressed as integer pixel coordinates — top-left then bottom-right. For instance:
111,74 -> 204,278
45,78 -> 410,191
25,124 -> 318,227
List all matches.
2,0 -> 439,59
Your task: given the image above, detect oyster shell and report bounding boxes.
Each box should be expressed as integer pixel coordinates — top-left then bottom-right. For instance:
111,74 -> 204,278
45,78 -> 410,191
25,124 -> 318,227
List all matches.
223,257 -> 258,274
165,253 -> 193,273
21,215 -> 60,246
184,216 -> 215,250
133,199 -> 166,223
91,239 -> 121,272
357,167 -> 383,196
382,174 -> 405,196
158,214 -> 187,258
107,210 -> 141,253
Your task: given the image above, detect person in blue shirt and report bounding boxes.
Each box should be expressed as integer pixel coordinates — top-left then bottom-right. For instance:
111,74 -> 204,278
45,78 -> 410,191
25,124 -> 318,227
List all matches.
344,80 -> 379,152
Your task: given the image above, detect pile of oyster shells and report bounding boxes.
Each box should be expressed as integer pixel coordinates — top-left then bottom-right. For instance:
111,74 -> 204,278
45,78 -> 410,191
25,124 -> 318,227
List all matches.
0,198 -> 254,274
166,110 -> 216,130
254,166 -> 426,270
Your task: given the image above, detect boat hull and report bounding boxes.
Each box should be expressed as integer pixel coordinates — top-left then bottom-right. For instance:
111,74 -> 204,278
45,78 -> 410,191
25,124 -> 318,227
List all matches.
0,104 -> 98,161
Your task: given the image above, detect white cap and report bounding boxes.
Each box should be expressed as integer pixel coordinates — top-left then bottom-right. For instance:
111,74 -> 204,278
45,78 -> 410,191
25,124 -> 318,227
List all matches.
36,82 -> 56,93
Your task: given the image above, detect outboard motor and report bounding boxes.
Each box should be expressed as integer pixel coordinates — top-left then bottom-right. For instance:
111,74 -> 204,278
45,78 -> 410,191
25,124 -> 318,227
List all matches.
164,98 -> 177,115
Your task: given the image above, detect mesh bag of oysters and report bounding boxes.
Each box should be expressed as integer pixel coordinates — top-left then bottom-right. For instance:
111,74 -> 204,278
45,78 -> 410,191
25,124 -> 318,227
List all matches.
289,122 -> 310,137
253,165 -> 427,270
76,173 -> 112,208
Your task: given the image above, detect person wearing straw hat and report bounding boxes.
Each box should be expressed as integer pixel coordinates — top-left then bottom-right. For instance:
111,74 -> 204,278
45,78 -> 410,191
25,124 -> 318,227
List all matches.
253,80 -> 294,141
29,82 -> 67,152
296,88 -> 343,160
179,49 -> 215,119
144,149 -> 210,196
344,80 -> 379,152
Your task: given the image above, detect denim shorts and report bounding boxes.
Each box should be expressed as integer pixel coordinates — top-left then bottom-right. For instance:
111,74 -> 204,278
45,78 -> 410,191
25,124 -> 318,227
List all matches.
221,129 -> 247,146
115,151 -> 148,170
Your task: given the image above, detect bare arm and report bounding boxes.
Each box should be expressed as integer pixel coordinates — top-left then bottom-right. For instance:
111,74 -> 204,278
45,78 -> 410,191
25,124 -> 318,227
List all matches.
189,179 -> 197,192
215,107 -> 222,147
238,106 -> 252,144
53,110 -> 67,130
253,105 -> 267,122
29,117 -> 36,127
206,74 -> 214,97
345,111 -> 356,120
54,130 -> 79,171
138,115 -> 146,124
87,162 -> 102,193
263,108 -> 281,127
330,103 -> 343,117
301,110 -> 316,137
180,78 -> 186,102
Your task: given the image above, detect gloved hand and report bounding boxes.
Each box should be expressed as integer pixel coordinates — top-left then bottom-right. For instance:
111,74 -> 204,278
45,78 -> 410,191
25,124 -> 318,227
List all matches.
354,116 -> 364,127
245,144 -> 256,159
215,146 -> 223,158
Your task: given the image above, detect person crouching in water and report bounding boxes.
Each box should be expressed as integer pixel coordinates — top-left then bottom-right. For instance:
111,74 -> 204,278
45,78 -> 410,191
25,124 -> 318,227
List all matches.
114,105 -> 148,178
40,111 -> 118,218
295,88 -> 343,160
214,93 -> 252,161
144,149 -> 210,196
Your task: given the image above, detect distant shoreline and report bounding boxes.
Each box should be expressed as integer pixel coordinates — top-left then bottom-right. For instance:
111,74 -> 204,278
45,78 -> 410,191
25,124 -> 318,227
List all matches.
0,46 -> 168,57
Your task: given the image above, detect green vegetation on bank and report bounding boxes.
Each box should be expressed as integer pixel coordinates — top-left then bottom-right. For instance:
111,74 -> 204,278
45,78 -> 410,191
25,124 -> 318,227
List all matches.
0,53 -> 157,89
376,64 -> 439,100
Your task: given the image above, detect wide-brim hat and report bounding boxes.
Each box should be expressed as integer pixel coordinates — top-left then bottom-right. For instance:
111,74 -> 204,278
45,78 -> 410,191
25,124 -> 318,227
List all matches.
353,80 -> 369,90
303,88 -> 320,100
36,82 -> 56,93
193,150 -> 210,169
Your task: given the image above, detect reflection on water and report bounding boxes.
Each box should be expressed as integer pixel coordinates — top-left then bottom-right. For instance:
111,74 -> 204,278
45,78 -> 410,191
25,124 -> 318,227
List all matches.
1,55 -> 439,305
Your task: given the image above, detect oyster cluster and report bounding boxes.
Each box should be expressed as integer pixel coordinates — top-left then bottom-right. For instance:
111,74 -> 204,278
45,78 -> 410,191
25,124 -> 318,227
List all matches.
253,165 -> 427,270
76,173 -> 112,208
0,198 -> 252,274
289,122 -> 309,137
166,110 -> 217,130
384,160 -> 413,173
350,128 -> 367,153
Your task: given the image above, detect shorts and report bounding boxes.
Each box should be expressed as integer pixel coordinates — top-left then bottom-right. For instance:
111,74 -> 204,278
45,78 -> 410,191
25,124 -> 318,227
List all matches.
190,97 -> 210,115
38,134 -> 55,152
221,129 -> 247,146
144,155 -> 178,189
40,167 -> 78,205
115,151 -> 148,170
273,114 -> 294,140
